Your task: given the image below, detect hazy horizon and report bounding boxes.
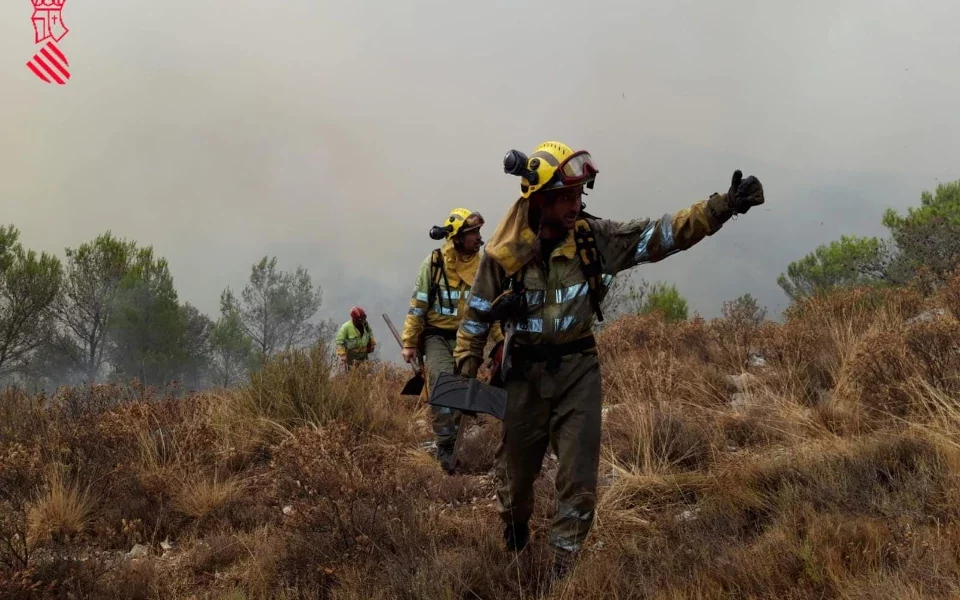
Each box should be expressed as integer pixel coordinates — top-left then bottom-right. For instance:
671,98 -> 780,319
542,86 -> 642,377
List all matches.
3,0 -> 959,355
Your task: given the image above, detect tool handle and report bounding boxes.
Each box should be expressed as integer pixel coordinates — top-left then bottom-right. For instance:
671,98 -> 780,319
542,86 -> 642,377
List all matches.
382,313 -> 405,349
382,313 -> 422,373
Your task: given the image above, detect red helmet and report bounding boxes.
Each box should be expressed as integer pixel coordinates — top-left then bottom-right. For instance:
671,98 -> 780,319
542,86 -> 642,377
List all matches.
350,306 -> 366,320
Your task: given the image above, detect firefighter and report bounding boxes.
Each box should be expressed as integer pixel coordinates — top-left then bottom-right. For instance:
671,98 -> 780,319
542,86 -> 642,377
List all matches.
335,306 -> 376,370
453,141 -> 764,577
400,208 -> 503,472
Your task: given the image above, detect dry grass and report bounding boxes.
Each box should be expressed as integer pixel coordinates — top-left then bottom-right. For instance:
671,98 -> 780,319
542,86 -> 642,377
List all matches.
171,471 -> 244,520
26,465 -> 97,545
4,275 -> 960,598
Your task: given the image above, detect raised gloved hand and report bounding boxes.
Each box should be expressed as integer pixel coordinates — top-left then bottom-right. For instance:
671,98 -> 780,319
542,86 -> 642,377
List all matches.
727,170 -> 764,214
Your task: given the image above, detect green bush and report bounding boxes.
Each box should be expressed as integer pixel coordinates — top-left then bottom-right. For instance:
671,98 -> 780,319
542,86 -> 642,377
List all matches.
639,282 -> 689,323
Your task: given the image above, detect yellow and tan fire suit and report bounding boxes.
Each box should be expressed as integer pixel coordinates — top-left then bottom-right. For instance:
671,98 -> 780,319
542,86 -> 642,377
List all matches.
454,191 -> 739,559
401,239 -> 502,445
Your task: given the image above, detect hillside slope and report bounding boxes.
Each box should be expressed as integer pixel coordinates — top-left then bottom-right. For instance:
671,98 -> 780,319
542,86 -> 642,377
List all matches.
2,275 -> 960,599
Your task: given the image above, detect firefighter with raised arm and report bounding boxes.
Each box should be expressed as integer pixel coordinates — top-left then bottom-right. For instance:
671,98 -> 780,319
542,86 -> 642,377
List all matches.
400,208 -> 503,472
453,141 -> 765,578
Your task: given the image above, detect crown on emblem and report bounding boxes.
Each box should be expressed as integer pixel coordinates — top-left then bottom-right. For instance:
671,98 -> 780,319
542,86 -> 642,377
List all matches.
32,0 -> 65,7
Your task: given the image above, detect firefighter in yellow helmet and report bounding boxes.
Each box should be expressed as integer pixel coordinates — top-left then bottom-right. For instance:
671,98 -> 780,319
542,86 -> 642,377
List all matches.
454,141 -> 764,577
400,208 -> 503,472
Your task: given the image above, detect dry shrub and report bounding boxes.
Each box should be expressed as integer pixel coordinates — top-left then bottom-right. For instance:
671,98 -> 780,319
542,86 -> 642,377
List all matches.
171,471 -> 244,520
700,434 -> 959,541
268,423 -> 552,599
905,318 -> 960,392
784,286 -> 924,329
234,528 -> 285,598
846,316 -> 960,420
241,344 -> 411,440
455,414 -> 501,474
943,269 -> 960,319
720,402 -> 793,448
187,533 -> 245,575
707,316 -> 762,371
597,313 -> 670,359
809,391 -> 862,437
670,315 -> 717,363
0,442 -> 44,572
101,558 -> 158,600
603,345 -> 689,411
26,465 -> 97,545
25,554 -> 115,600
605,402 -> 716,474
755,317 -> 834,403
846,329 -> 916,416
760,287 -> 925,404
578,432 -> 960,599
0,389 -> 45,444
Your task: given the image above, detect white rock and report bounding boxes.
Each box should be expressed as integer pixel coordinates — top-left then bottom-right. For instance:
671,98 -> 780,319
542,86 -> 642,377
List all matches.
125,544 -> 149,559
676,508 -> 700,522
817,389 -> 833,406
727,372 -> 759,392
748,354 -> 767,368
730,393 -> 749,410
907,308 -> 948,326
282,505 -> 295,516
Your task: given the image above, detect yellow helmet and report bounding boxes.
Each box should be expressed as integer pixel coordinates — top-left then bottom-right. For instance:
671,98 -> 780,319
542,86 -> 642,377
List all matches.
429,208 -> 486,240
503,141 -> 599,199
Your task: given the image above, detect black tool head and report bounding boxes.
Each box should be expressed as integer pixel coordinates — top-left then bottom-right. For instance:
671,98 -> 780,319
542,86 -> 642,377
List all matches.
429,372 -> 508,420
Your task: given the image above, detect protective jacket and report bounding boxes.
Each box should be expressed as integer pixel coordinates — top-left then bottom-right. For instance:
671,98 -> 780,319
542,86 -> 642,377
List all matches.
335,320 -> 375,363
401,240 -> 503,349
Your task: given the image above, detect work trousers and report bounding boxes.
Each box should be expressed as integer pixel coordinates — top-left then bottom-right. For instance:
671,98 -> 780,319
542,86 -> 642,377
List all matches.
424,334 -> 461,446
341,354 -> 369,373
495,352 -> 602,559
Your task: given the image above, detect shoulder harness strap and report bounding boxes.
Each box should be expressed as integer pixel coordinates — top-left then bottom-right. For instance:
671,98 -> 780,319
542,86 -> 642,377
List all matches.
428,248 -> 452,312
574,219 -> 606,323
502,265 -> 527,296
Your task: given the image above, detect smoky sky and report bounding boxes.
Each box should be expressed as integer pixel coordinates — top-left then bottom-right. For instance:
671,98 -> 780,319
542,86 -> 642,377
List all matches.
2,0 -> 959,353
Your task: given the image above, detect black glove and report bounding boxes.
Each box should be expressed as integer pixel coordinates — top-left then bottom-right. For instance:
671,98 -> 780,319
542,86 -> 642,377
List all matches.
489,290 -> 527,323
727,170 -> 764,214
